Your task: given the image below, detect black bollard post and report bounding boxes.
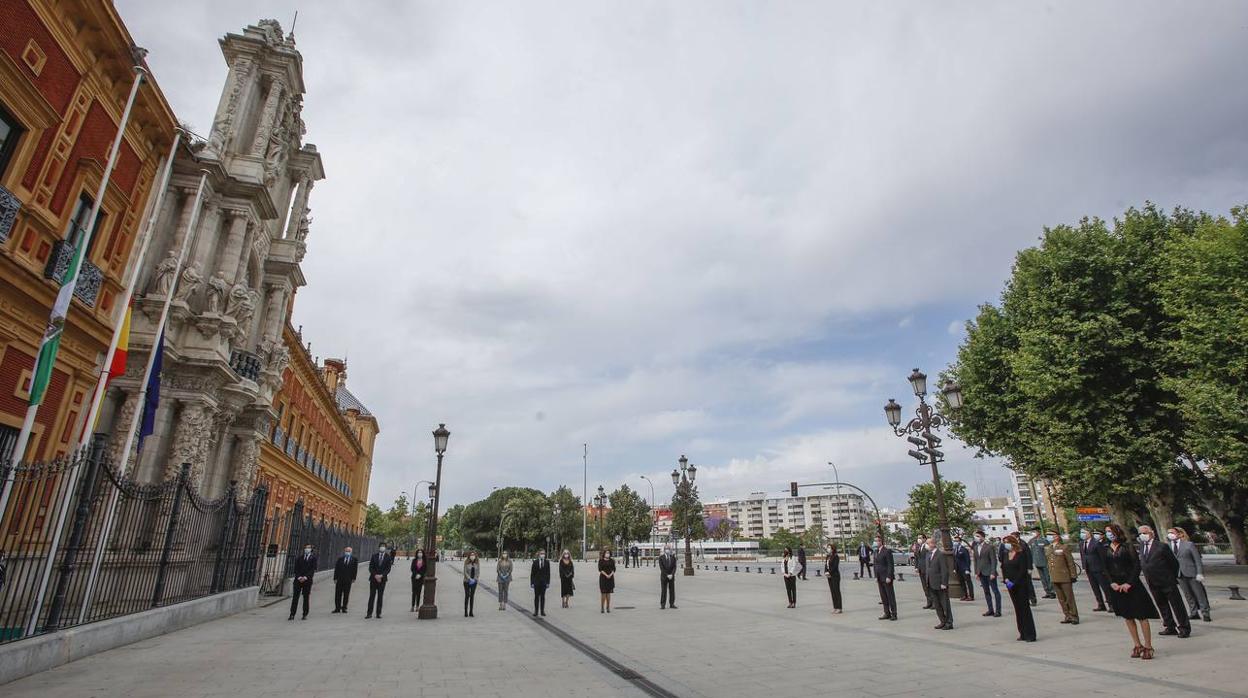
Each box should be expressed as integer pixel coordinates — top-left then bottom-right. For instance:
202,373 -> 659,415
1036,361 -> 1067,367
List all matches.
1230,585 -> 1245,601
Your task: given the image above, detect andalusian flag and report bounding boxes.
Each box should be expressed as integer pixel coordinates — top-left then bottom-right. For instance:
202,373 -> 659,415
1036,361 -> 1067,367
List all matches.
29,238 -> 87,406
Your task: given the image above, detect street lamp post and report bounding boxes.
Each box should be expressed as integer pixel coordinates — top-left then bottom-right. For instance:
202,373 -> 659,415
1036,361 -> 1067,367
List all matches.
639,475 -> 656,558
592,485 -> 607,553
552,502 -> 562,556
671,455 -> 697,577
418,423 -> 450,620
885,369 -> 964,599
827,461 -> 845,559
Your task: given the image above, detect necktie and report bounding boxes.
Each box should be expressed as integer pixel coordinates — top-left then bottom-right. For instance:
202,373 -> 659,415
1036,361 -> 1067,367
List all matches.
1172,542 -> 1178,554
1143,543 -> 1150,558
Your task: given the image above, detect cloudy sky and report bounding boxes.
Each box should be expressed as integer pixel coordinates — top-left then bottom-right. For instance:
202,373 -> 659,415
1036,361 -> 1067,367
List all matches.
118,1 -> 1248,511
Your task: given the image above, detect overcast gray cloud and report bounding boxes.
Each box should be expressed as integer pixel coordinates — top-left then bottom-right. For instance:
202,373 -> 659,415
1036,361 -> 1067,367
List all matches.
117,1 -> 1248,510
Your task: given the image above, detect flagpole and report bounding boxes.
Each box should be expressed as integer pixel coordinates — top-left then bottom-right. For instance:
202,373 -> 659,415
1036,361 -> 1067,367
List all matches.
76,167 -> 209,623
0,66 -> 147,525
73,132 -> 182,623
20,67 -> 147,636
78,131 -> 183,450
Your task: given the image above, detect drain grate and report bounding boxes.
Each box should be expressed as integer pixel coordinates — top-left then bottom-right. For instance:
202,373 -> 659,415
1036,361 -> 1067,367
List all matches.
613,605 -> 636,609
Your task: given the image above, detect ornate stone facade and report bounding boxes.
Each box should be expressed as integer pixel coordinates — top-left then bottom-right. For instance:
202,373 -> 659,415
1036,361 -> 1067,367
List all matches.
99,20 -> 324,496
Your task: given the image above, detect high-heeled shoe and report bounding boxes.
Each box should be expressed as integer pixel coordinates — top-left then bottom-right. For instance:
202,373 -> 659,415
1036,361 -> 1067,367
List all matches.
1141,647 -> 1154,660
1131,645 -> 1143,658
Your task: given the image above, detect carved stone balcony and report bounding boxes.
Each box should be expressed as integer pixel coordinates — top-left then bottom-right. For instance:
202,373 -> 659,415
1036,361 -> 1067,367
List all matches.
229,349 -> 262,382
42,238 -> 104,308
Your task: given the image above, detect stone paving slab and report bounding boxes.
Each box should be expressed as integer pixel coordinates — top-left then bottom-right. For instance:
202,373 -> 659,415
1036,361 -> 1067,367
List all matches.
4,558 -> 1246,698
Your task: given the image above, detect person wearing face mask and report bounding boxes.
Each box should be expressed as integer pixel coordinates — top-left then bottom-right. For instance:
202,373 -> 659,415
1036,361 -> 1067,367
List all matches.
857,541 -> 873,579
598,549 -> 616,613
999,534 -> 1036,642
1079,529 -> 1112,613
1137,525 -> 1190,639
953,536 -> 973,602
333,546 -> 358,614
659,546 -> 678,609
1029,527 -> 1056,600
530,549 -> 550,616
913,535 -> 934,610
1168,527 -> 1211,622
462,550 -> 479,617
559,550 -> 576,608
924,536 -> 953,630
1103,523 -> 1159,658
780,547 -> 798,608
410,549 -> 427,613
824,543 -> 842,613
1044,530 -> 1079,625
971,531 -> 1001,617
873,536 -> 897,620
365,544 -> 392,619
289,544 -> 317,621
496,551 -> 513,611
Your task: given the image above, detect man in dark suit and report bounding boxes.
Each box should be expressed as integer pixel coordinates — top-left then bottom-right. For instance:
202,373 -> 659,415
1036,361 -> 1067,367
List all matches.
873,536 -> 897,620
914,535 -> 934,609
658,546 -> 678,609
953,536 -> 974,601
289,544 -> 317,620
365,544 -> 392,619
632,545 -> 640,568
924,537 -> 953,630
530,550 -> 551,616
332,546 -> 358,613
797,545 -> 808,580
857,542 -> 873,579
1138,525 -> 1190,638
1078,529 -> 1112,612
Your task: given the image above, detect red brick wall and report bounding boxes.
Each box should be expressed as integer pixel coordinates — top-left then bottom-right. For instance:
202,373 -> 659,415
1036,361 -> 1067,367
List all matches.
49,100 -> 140,215
2,0 -> 82,189
0,344 -> 70,458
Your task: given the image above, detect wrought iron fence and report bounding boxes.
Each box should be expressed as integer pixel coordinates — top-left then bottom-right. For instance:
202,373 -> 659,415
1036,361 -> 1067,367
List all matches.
257,500 -> 380,597
0,436 -> 268,645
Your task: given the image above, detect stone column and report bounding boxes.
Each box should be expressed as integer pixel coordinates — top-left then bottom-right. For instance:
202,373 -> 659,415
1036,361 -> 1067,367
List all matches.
260,282 -> 288,343
283,177 -> 311,239
249,78 -> 284,156
216,210 -> 250,284
206,56 -> 256,157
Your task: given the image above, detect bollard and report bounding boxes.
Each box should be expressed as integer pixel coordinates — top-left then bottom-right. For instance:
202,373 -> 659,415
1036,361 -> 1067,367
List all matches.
815,569 -> 821,577
735,566 -> 739,572
1230,585 -> 1245,601
758,567 -> 762,573
771,567 -> 776,574
746,566 -> 750,573
898,572 -> 905,582
853,572 -> 860,580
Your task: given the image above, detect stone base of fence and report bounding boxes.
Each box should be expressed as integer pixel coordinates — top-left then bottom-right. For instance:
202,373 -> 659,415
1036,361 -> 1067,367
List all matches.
0,585 -> 259,686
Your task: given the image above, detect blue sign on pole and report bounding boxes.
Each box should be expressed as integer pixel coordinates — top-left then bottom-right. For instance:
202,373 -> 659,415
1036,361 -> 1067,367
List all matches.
1077,514 -> 1110,522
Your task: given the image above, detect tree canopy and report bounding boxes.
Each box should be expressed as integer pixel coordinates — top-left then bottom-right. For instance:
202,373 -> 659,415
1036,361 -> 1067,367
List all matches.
604,484 -> 653,546
903,479 -> 975,539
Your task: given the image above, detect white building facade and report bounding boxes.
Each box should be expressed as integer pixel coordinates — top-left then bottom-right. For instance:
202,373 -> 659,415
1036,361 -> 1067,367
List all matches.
710,490 -> 872,540
971,496 -> 1022,538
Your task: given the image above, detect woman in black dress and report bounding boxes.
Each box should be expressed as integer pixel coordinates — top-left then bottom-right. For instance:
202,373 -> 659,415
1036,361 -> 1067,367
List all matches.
1103,523 -> 1159,660
559,549 -> 575,608
598,549 -> 616,613
825,543 -> 843,613
1000,534 -> 1037,642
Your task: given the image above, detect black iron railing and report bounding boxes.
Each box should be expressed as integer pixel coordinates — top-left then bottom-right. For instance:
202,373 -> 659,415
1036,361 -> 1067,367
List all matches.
229,349 -> 262,382
42,237 -> 104,307
0,184 -> 20,244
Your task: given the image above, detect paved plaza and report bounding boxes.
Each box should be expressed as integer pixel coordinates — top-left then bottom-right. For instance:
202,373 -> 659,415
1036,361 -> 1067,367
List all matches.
5,559 -> 1245,698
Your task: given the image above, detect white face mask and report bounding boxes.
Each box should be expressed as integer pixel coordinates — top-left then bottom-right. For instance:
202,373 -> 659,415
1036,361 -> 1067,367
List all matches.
1166,533 -> 1178,541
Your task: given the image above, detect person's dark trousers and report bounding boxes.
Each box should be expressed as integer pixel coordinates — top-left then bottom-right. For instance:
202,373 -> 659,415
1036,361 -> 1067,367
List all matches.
859,560 -> 869,578
783,576 -> 797,604
931,588 -> 952,628
1026,575 -> 1037,604
958,574 -> 978,601
827,573 -> 842,610
1037,566 -> 1054,597
660,576 -> 675,608
290,579 -> 311,618
367,578 -> 386,617
1152,584 -> 1190,632
877,578 -> 897,618
1008,582 -> 1036,640
534,585 -> 547,615
918,571 -> 933,607
798,563 -> 807,581
1087,569 -> 1113,610
334,581 -> 352,612
978,573 -> 1001,614
410,578 -> 422,609
463,581 -> 476,615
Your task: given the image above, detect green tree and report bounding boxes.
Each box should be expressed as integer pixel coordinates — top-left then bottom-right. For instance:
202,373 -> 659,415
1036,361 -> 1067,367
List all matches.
903,480 -> 975,538
548,485 -> 583,555
459,487 -> 549,554
1160,207 -> 1248,562
363,503 -> 386,538
604,485 -> 653,547
500,489 -> 551,554
948,205 -> 1190,530
763,527 -> 801,554
669,479 -> 707,543
799,524 -> 828,549
438,504 -> 464,549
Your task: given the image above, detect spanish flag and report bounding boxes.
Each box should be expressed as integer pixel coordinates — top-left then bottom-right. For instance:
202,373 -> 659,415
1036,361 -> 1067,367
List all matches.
88,304 -> 132,431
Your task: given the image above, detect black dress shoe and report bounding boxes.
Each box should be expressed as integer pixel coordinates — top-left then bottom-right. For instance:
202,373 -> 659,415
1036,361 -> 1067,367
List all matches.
365,614 -> 373,619
994,612 -> 1002,617
934,624 -> 945,630
1202,614 -> 1212,622
287,615 -> 294,621
1158,628 -> 1178,636
377,614 -> 383,619
982,611 -> 994,617
878,615 -> 892,620
670,605 -> 677,609
1092,606 -> 1106,612
922,605 -> 933,609
1189,613 -> 1200,620
1060,619 -> 1071,624
889,616 -> 898,621
1177,629 -> 1190,638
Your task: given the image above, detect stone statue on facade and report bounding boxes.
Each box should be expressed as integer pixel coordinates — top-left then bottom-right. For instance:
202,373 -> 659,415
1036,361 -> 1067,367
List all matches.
206,271 -> 229,314
173,262 -> 202,305
235,289 -> 259,335
150,251 -> 179,297
295,211 -> 311,241
225,282 -> 250,320
205,57 -> 253,158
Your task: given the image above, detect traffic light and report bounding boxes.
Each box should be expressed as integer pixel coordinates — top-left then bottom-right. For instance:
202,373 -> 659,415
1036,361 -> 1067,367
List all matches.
790,481 -> 799,497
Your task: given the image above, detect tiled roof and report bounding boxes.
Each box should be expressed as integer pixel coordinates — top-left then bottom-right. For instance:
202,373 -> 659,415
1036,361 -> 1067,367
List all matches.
335,385 -> 372,417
